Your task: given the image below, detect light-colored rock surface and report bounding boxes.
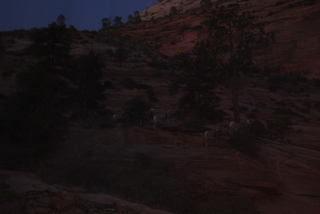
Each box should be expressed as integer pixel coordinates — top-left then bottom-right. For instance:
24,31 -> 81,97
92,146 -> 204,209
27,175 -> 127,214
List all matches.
1,170 -> 174,214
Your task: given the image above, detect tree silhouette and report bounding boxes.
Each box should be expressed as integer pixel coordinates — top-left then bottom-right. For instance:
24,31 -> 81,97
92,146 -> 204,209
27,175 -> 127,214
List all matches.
0,32 -> 4,55
0,65 -> 68,169
72,50 -> 106,112
28,15 -> 72,70
170,6 -> 178,16
174,42 -> 221,120
57,14 -> 66,28
207,5 -> 270,122
113,16 -> 123,27
101,17 -> 111,30
127,15 -> 133,22
200,0 -> 213,8
115,43 -> 128,67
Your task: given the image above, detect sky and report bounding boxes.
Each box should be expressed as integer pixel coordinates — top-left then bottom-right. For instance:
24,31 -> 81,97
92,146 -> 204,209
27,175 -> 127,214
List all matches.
0,0 -> 158,31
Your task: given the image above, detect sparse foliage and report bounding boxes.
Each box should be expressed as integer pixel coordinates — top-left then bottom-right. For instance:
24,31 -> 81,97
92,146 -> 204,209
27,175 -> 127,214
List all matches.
57,14 -> 66,28
114,42 -> 128,66
200,0 -> 213,8
174,42 -> 221,121
207,5 -> 271,123
0,33 -> 5,55
71,50 -> 106,112
267,117 -> 294,142
28,15 -> 72,68
101,17 -> 111,30
229,127 -> 258,157
127,15 -> 133,22
0,68 -> 68,169
113,16 -> 123,27
170,6 -> 178,16
123,96 -> 152,126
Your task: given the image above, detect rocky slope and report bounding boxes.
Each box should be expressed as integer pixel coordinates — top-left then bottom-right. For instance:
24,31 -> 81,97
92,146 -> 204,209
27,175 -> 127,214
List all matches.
133,0 -> 320,78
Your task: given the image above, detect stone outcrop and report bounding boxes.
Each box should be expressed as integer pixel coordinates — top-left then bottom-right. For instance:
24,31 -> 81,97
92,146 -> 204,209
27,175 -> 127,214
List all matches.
0,170 -> 174,214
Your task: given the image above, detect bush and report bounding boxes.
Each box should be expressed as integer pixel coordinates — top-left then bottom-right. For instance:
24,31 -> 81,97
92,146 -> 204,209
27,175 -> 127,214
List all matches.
178,117 -> 211,131
24,43 -> 48,57
267,117 -> 294,142
239,106 -> 249,113
192,25 -> 203,31
103,80 -> 114,89
248,119 -> 266,138
229,128 -> 259,157
0,173 -> 19,204
145,85 -> 158,102
105,48 -> 114,56
311,78 -> 320,87
267,75 -> 289,92
147,60 -> 168,70
121,77 -> 137,90
275,101 -> 286,106
275,1 -> 285,6
251,108 -> 260,113
123,96 -> 153,126
273,107 -> 298,116
168,81 -> 180,95
2,70 -> 14,77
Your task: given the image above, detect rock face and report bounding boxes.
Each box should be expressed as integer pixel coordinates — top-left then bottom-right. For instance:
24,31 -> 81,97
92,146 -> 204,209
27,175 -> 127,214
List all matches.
0,170 -> 174,214
136,0 -> 320,77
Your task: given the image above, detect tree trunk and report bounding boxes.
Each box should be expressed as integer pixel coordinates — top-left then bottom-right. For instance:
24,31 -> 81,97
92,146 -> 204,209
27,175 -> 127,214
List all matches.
232,67 -> 240,123
232,85 -> 240,123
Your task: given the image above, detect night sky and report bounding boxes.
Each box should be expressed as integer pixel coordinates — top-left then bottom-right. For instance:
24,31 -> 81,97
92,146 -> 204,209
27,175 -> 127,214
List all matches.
0,0 -> 158,31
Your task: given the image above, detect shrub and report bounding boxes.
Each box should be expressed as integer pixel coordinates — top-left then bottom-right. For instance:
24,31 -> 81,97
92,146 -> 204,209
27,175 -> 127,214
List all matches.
2,70 -> 14,77
24,43 -> 48,57
239,106 -> 249,113
267,75 -> 289,92
275,101 -> 286,106
275,1 -> 285,6
273,107 -> 298,116
123,96 -> 152,126
0,173 -> 19,204
229,128 -> 259,157
105,48 -> 114,56
178,117 -> 211,131
145,85 -> 158,102
121,77 -> 137,90
267,117 -> 294,142
103,80 -> 114,89
251,108 -> 260,113
168,81 -> 180,95
147,60 -> 168,70
303,100 -> 311,108
0,93 -> 8,101
178,24 -> 191,35
248,119 -> 266,138
192,25 -> 203,31
297,107 -> 310,114
248,113 -> 256,119
314,102 -> 320,110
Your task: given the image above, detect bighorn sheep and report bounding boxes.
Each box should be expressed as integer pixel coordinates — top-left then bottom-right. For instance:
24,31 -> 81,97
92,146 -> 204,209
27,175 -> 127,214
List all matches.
153,112 -> 167,130
113,113 -> 125,128
166,107 -> 179,123
62,110 -> 73,118
204,126 -> 220,147
229,119 -> 250,136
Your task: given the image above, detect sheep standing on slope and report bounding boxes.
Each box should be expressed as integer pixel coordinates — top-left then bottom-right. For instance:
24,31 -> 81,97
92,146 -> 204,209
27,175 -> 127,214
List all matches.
113,113 -> 125,128
204,126 -> 220,147
229,120 -> 250,136
153,113 -> 167,130
166,107 -> 179,124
